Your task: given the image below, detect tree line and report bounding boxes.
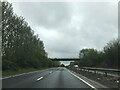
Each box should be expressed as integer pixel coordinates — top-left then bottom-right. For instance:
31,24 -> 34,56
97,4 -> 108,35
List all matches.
71,39 -> 119,69
2,2 -> 60,71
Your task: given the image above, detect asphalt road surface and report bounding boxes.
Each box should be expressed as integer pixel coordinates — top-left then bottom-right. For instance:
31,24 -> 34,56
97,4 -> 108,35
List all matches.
2,67 -> 93,89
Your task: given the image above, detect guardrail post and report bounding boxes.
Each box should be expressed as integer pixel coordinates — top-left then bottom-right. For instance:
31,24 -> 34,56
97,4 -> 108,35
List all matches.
94,70 -> 96,74
105,72 -> 107,77
117,77 -> 120,89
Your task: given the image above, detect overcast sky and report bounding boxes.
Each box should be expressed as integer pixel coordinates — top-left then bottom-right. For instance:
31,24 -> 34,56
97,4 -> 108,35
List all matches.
9,1 -> 118,65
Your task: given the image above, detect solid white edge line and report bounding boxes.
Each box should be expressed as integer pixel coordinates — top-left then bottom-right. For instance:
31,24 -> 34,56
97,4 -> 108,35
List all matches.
2,68 -> 51,80
1,70 -> 40,80
37,77 -> 43,81
68,70 -> 97,90
2,68 -> 54,80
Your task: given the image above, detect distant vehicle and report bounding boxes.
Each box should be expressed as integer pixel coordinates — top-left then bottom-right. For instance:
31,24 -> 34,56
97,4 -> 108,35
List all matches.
74,65 -> 79,68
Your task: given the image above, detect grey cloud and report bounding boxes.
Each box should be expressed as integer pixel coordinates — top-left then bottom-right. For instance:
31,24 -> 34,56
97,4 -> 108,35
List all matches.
14,2 -> 72,29
12,2 -> 118,59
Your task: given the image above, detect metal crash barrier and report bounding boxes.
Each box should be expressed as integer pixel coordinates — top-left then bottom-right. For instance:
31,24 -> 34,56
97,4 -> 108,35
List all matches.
79,67 -> 120,78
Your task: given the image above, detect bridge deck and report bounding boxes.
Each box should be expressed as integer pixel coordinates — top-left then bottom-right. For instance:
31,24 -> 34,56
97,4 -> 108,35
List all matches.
50,58 -> 80,61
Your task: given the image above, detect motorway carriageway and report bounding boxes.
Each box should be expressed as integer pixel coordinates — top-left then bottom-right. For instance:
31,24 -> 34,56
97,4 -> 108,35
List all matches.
2,67 -> 96,89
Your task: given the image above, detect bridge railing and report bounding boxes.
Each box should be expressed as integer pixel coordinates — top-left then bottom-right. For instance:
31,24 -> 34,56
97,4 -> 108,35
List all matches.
50,58 -> 80,61
79,67 -> 120,77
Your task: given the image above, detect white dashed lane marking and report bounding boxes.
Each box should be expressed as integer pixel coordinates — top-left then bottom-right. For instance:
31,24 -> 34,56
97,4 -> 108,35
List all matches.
37,77 -> 43,81
49,71 -> 52,74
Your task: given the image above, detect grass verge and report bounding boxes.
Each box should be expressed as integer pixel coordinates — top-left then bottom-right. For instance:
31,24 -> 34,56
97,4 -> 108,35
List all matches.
69,68 -> 119,89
